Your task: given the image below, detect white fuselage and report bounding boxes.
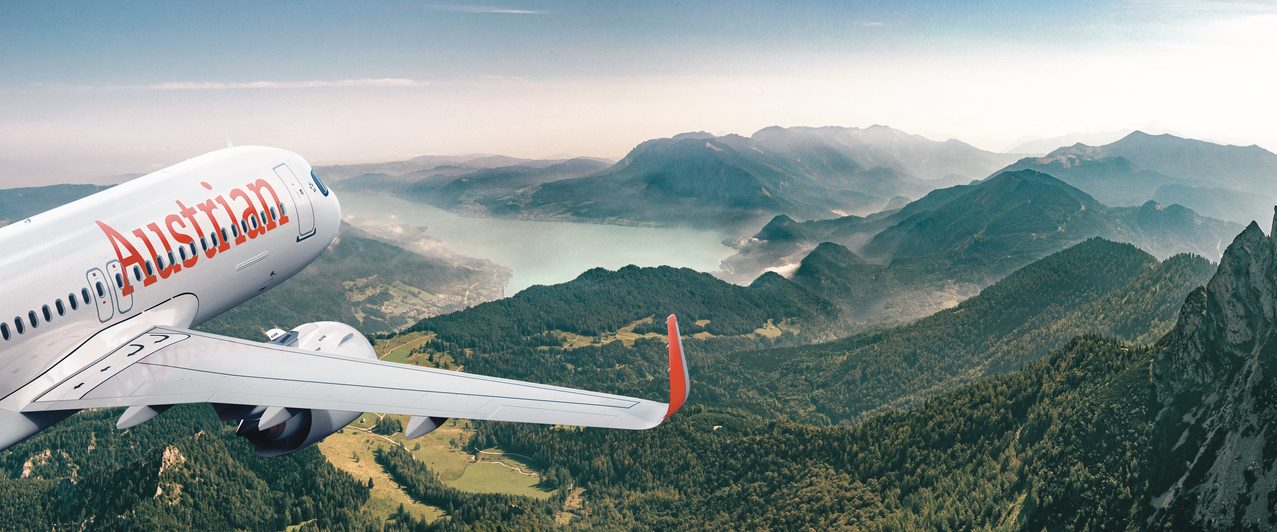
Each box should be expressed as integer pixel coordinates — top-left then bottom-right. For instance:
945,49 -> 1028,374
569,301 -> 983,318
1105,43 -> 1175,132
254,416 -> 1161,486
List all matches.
0,146 -> 340,411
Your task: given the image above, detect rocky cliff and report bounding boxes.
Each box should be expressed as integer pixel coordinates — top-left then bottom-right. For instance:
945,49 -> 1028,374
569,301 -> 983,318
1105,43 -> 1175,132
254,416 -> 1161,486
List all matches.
1150,209 -> 1277,528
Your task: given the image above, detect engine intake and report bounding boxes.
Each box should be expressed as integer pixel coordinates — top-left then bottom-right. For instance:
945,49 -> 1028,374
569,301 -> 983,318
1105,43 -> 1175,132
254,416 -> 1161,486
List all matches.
214,321 -> 375,456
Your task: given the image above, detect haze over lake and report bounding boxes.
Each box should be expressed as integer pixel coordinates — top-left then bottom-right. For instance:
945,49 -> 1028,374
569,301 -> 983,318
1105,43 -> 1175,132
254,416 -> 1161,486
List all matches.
338,190 -> 735,295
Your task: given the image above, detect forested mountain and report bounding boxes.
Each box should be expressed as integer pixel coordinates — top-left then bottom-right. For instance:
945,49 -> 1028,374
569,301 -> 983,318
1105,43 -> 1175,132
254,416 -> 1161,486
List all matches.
999,131 -> 1277,225
476,126 -> 1015,229
716,239 -> 1213,422
725,170 -> 1237,325
454,217 -> 1277,529
0,406 -> 377,530
404,264 -> 841,351
476,337 -> 1157,529
860,169 -> 1235,261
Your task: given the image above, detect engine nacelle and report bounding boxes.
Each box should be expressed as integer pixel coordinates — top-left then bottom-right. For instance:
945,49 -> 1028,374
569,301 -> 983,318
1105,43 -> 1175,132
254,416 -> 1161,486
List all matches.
214,321 -> 375,456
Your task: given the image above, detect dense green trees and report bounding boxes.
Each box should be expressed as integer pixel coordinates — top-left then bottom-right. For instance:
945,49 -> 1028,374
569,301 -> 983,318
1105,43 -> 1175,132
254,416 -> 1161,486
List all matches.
700,239 -> 1212,423
460,337 -> 1156,529
0,406 -> 376,530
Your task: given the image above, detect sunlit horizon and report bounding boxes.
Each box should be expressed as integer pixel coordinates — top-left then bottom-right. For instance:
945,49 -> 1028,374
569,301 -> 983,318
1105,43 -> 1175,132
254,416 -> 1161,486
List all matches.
2,1 -> 1274,186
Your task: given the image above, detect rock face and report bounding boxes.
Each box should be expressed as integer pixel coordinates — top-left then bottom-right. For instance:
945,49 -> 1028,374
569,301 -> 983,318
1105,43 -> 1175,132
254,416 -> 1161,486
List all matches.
1150,209 -> 1277,528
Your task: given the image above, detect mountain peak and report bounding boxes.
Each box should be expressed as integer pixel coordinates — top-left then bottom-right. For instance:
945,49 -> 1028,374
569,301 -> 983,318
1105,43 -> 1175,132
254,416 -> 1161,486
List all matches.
1150,204 -> 1277,526
670,131 -> 715,141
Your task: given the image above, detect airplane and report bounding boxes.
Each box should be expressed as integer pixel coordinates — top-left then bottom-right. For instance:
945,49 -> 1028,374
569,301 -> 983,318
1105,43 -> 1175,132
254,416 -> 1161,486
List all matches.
0,146 -> 689,456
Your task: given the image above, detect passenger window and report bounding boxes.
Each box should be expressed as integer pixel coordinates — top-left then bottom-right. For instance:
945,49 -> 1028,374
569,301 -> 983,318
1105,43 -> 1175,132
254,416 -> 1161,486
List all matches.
200,236 -> 208,251
95,281 -> 105,298
56,300 -> 64,316
81,288 -> 90,303
133,266 -> 143,281
270,207 -> 278,221
28,310 -> 37,328
240,219 -> 248,234
189,242 -> 197,256
1,323 -> 8,341
14,317 -> 23,335
145,261 -> 154,276
231,224 -> 239,238
179,247 -> 187,261
67,294 -> 77,311
114,272 -> 124,288
41,305 -> 51,322
168,251 -> 175,265
279,202 -> 286,217
156,254 -> 165,269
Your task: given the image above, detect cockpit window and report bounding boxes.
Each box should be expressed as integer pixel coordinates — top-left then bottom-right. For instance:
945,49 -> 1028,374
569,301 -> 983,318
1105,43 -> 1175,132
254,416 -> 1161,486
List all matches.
311,170 -> 330,197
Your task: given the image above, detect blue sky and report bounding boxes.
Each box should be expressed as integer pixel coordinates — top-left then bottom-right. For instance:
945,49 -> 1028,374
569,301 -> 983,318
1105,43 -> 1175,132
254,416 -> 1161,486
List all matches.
1,1 -> 1274,184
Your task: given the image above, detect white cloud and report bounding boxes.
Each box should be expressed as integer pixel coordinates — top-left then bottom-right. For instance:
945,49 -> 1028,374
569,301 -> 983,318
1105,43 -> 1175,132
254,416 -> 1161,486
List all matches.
429,4 -> 543,15
44,78 -> 429,91
145,78 -> 427,90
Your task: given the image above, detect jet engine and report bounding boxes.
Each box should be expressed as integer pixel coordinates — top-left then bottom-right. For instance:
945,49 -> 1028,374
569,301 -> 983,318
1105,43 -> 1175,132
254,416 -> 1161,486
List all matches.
213,321 -> 373,456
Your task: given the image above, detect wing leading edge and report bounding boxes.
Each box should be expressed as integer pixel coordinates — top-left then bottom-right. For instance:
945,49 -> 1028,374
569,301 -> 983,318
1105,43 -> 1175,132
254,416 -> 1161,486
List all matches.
23,315 -> 691,431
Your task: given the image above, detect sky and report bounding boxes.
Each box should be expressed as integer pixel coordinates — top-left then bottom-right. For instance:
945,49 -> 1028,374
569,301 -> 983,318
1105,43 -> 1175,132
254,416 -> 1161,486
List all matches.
1,0 -> 1275,186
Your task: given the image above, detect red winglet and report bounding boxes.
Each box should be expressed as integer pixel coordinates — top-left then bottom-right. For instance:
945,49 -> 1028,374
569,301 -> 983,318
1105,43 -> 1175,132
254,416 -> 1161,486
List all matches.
664,314 -> 690,420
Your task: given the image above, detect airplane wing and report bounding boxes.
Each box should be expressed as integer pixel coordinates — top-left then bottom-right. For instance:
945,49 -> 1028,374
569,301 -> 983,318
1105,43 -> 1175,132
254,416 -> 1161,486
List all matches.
21,315 -> 690,431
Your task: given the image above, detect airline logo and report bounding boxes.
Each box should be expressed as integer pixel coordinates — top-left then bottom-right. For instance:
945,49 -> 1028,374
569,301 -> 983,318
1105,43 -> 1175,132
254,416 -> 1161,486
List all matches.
95,178 -> 290,296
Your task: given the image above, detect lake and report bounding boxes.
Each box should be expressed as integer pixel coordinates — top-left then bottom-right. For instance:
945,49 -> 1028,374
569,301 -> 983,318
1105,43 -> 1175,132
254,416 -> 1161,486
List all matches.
336,190 -> 736,295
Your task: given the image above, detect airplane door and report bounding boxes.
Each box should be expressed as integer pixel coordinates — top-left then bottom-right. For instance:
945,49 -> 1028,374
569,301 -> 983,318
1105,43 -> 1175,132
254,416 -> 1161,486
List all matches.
272,163 -> 316,241
85,268 -> 114,323
105,260 -> 133,314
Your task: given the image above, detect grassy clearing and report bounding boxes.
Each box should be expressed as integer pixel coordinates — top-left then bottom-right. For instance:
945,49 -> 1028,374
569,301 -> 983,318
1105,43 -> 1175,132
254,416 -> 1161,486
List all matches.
752,319 -> 800,339
318,427 -> 445,524
556,316 -> 800,347
555,317 -> 665,349
452,448 -> 551,499
321,410 -> 553,524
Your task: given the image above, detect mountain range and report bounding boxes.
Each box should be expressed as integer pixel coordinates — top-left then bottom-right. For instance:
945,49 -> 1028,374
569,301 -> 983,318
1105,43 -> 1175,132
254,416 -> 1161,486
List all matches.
721,169 -> 1239,325
485,126 -> 1016,229
324,128 -> 1275,238
337,126 -> 1017,231
999,131 -> 1277,225
396,215 -> 1277,529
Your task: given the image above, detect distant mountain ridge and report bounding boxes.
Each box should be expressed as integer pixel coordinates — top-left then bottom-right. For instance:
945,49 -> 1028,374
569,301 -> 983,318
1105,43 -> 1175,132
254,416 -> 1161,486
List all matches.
488,125 -> 1016,229
999,131 -> 1277,225
339,126 -> 1015,230
723,169 -> 1238,326
711,238 -> 1214,422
